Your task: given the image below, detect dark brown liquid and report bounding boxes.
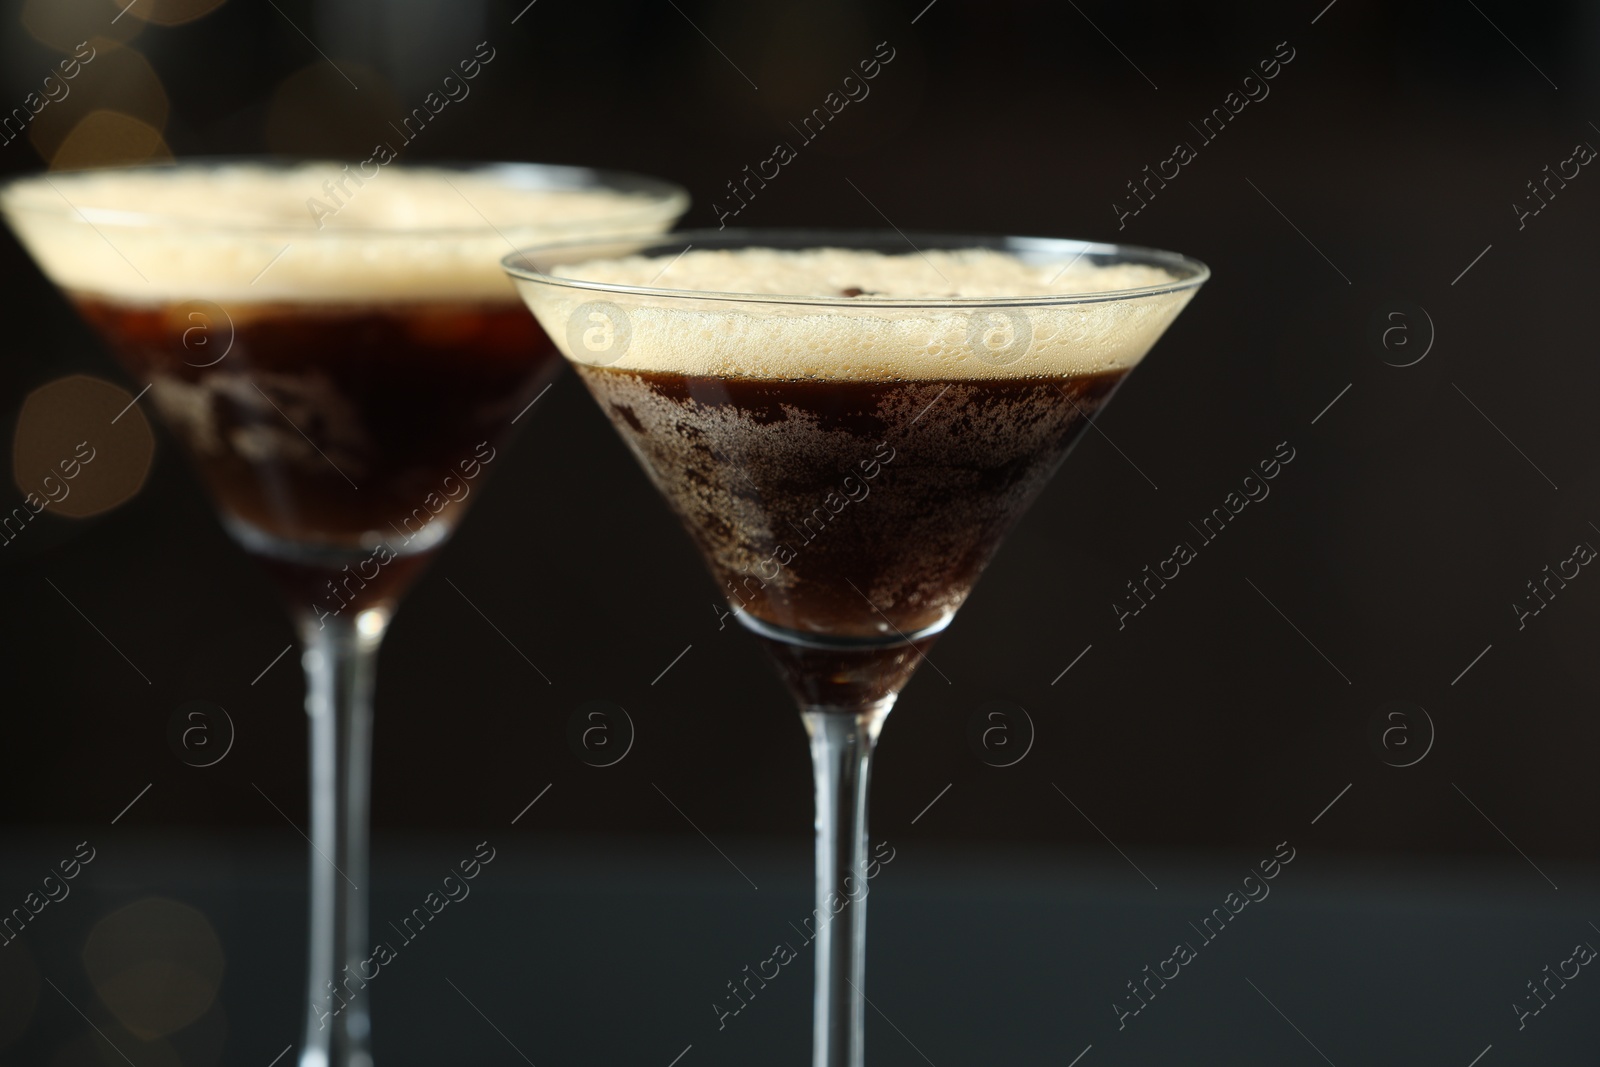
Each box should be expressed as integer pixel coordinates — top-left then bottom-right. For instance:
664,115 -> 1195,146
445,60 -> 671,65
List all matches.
575,364 -> 1126,706
75,295 -> 558,613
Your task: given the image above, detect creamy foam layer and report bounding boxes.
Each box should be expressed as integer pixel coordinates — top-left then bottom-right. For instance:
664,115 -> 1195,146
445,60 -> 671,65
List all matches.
566,247 -> 1176,299
520,247 -> 1197,381
3,163 -> 681,304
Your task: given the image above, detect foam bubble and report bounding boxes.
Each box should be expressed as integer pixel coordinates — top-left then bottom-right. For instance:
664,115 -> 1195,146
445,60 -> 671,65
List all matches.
519,247 -> 1197,382
2,162 -> 682,305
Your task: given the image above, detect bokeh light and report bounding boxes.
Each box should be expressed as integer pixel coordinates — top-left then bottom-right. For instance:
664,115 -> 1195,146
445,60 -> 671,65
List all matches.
13,375 -> 155,519
50,109 -> 173,170
21,0 -> 142,52
82,898 -> 224,1040
28,39 -> 169,166
122,0 -> 228,28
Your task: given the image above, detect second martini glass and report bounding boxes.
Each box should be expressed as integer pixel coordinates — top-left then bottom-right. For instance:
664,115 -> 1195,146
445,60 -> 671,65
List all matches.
505,230 -> 1207,1067
2,160 -> 687,1067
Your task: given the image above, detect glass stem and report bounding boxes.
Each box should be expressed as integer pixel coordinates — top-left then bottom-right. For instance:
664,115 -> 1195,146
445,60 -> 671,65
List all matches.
802,697 -> 894,1067
297,606 -> 388,1067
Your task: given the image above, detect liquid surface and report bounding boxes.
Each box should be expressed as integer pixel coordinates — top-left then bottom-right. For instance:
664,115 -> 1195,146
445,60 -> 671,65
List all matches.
530,246 -> 1191,381
3,162 -> 679,303
558,245 -> 1178,299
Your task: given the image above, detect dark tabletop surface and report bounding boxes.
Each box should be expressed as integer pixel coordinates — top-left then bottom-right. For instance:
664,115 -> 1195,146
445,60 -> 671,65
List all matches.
1,832 -> 1592,1066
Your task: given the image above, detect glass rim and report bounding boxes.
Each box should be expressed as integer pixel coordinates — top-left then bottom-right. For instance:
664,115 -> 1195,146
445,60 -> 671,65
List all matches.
0,156 -> 690,237
502,228 -> 1209,309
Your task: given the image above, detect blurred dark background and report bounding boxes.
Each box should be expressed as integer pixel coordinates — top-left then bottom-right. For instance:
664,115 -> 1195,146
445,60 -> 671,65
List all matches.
3,0 -> 1599,1064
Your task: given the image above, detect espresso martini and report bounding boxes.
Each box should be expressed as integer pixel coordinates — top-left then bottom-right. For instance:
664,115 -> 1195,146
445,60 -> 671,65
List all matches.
508,232 -> 1206,1067
3,160 -> 688,1067
525,245 -> 1193,703
4,162 -> 679,607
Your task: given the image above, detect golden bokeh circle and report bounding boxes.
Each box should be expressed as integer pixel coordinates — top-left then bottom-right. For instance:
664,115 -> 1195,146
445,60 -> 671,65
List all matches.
21,0 -> 143,52
49,109 -> 172,171
123,0 -> 228,27
13,374 -> 155,519
82,898 -> 224,1040
28,39 -> 170,166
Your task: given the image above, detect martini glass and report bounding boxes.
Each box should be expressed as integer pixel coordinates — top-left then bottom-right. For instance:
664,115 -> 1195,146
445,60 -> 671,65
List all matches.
1,160 -> 687,1067
505,230 -> 1207,1067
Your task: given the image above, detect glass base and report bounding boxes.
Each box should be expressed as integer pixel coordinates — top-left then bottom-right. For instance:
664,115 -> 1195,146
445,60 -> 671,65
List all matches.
734,611 -> 951,650
735,612 -> 948,708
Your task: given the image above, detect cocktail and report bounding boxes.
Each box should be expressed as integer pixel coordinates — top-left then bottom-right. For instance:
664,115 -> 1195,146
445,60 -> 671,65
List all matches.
1,160 -> 687,1067
504,230 -> 1207,1067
